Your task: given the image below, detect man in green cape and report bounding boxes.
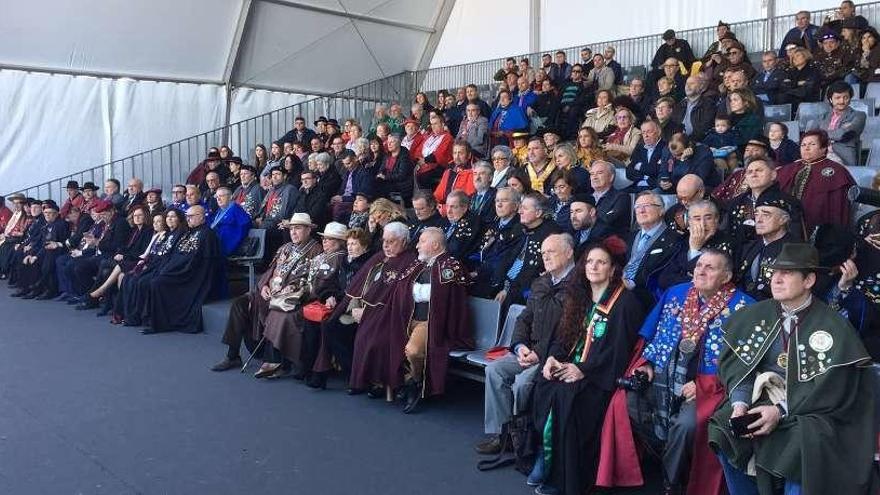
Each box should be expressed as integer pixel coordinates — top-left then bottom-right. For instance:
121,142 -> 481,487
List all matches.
708,243 -> 878,495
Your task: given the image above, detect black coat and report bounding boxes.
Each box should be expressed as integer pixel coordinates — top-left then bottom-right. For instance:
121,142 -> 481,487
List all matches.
470,187 -> 497,225
316,167 -> 342,200
651,40 -> 696,71
409,212 -> 449,243
751,68 -> 786,104
657,232 -> 734,290
494,220 -> 562,305
592,188 -> 632,241
293,187 -> 330,228
509,269 -> 574,360
375,150 -> 415,203
91,216 -> 131,258
625,225 -> 681,307
469,217 -> 523,298
671,96 -> 717,142
445,211 -> 482,263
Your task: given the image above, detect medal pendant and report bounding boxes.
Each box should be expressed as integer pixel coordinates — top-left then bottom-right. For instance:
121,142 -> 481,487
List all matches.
777,352 -> 788,369
678,338 -> 697,354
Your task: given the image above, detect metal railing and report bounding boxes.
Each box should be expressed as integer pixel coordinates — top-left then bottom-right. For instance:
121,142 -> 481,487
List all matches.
414,2 -> 880,92
12,71 -> 417,201
13,2 -> 879,200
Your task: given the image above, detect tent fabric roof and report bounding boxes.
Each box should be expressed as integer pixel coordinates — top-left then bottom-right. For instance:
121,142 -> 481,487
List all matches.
0,0 -> 454,94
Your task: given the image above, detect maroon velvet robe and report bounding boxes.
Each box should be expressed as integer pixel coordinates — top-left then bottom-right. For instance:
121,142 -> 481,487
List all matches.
384,252 -> 473,397
348,249 -> 418,390
776,157 -> 855,233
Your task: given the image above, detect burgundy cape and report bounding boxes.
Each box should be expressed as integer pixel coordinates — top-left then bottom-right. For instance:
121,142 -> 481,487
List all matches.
348,249 -> 419,389
776,157 -> 855,232
384,253 -> 473,396
597,343 -> 726,495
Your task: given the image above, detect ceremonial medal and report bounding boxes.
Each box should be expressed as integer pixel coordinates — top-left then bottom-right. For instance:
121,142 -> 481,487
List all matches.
777,352 -> 788,369
679,338 -> 697,354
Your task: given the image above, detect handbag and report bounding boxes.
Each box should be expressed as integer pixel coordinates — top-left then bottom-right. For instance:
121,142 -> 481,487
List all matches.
302,300 -> 332,322
477,413 -> 538,474
484,346 -> 511,361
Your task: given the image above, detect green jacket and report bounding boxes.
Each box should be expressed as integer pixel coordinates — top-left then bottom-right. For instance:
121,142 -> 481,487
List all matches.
708,298 -> 878,495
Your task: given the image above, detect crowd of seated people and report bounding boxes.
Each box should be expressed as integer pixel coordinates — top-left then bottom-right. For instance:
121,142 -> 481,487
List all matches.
4,3 -> 880,494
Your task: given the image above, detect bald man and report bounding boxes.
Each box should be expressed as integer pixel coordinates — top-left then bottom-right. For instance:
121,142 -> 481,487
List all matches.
664,174 -> 707,235
147,204 -> 222,335
476,234 -> 575,454
386,227 -> 473,414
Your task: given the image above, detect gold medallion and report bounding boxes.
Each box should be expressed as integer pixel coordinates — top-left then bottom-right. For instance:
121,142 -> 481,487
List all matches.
777,352 -> 788,369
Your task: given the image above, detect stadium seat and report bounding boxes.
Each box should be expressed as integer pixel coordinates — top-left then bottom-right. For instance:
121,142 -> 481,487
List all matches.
866,138 -> 880,168
864,82 -> 880,113
764,104 -> 792,122
465,303 -> 525,367
796,102 -> 830,129
852,98 -> 875,117
450,296 -> 501,358
228,228 -> 265,292
861,116 -> 880,152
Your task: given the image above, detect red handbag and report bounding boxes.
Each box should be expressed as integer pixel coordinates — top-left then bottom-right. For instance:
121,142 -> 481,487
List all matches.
484,346 -> 511,361
302,301 -> 332,323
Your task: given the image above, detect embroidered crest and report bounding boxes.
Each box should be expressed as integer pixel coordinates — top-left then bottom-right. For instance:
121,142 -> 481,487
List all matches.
808,330 -> 833,353
441,268 -> 455,282
820,167 -> 835,177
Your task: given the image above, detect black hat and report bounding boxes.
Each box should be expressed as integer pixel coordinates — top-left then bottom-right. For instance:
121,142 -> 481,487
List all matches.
225,156 -> 243,165
27,198 -> 41,207
327,119 -> 340,127
811,223 -> 856,269
537,126 -> 560,138
354,191 -> 374,201
314,116 -> 328,125
80,181 -> 99,191
207,150 -> 221,159
819,27 -> 841,41
240,164 -> 258,175
663,29 -> 676,41
755,188 -> 794,214
42,200 -> 59,211
570,193 -> 596,207
766,243 -> 826,271
65,180 -> 79,190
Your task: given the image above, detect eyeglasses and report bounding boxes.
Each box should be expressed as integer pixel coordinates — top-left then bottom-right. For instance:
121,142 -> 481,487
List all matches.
634,203 -> 663,210
492,157 -> 508,161
571,69 -> 583,73
615,115 -> 630,121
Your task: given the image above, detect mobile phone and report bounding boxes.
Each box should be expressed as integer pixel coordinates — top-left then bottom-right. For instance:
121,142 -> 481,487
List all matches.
729,412 -> 762,436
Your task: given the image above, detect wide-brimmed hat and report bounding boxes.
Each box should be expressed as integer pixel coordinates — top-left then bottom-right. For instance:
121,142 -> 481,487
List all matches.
8,193 -> 26,203
145,188 -> 162,196
318,222 -> 348,241
766,243 -> 826,271
288,212 -> 316,227
80,181 -> 99,192
42,200 -> 60,211
314,116 -> 328,125
65,180 -> 79,190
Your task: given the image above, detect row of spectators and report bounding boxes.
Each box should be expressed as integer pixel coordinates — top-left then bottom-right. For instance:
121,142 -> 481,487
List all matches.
3,3 -> 880,494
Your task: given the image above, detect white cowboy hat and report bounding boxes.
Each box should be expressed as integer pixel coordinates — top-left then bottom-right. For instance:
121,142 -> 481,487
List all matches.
288,212 -> 316,227
317,222 -> 349,241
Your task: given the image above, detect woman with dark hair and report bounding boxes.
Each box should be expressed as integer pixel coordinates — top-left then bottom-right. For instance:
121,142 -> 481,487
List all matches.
414,92 -> 435,115
581,89 -> 617,138
855,28 -> 880,90
548,173 -> 576,233
506,167 -> 535,195
529,236 -> 646,495
253,144 -> 269,172
766,121 -> 801,164
366,135 -> 386,176
282,153 -> 304,188
727,88 -> 764,145
117,208 -> 187,326
219,146 -> 234,160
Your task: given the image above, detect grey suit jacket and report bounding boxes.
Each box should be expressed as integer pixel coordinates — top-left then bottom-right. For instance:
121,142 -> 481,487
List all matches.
809,106 -> 866,166
456,116 -> 489,157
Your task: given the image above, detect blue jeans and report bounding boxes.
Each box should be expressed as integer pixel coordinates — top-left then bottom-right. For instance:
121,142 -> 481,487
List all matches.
717,452 -> 801,495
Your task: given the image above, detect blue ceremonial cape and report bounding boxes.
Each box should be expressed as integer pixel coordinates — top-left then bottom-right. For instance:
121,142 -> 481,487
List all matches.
640,282 -> 753,375
209,202 -> 251,257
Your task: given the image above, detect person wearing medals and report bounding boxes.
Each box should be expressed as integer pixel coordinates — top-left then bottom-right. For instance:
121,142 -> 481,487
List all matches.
0,194 -> 32,280
383,227 -> 472,414
775,129 -> 856,233
348,222 -> 418,396
726,158 -> 804,249
525,137 -> 560,197
210,213 -> 320,373
207,186 -> 251,257
261,222 -> 346,382
709,243 -> 878,495
231,164 -> 264,220
737,190 -> 798,301
529,237 -> 645,495
613,249 -> 752,495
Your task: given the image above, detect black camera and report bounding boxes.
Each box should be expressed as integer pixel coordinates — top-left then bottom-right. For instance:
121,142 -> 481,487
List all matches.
617,370 -> 650,392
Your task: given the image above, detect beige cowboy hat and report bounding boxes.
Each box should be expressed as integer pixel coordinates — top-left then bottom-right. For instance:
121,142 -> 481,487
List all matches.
317,222 -> 349,241
288,212 -> 316,227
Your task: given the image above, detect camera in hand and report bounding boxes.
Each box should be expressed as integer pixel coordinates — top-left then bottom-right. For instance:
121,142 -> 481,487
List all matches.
617,370 -> 650,392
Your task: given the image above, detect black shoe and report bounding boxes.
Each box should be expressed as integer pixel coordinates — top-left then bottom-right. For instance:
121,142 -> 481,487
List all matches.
211,357 -> 242,372
36,291 -> 57,300
291,370 -> 309,381
96,306 -> 112,317
76,298 -> 99,310
21,291 -> 38,300
306,372 -> 327,390
347,388 -> 363,395
403,380 -> 423,414
10,290 -> 28,298
474,435 -> 503,455
67,296 -> 84,305
366,385 -> 385,399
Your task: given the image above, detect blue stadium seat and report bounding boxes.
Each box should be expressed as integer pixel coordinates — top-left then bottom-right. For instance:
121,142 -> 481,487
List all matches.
450,296 -> 501,358
465,303 -> 525,367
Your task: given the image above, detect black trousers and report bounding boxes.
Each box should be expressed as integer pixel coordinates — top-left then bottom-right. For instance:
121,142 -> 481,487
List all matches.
70,256 -> 102,296
221,294 -> 260,360
319,318 -> 356,375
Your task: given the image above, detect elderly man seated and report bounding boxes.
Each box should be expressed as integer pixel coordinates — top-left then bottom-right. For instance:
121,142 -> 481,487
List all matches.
590,160 -> 632,240
659,199 -> 734,290
146,205 -> 221,335
475,233 -> 575,454
211,213 -> 322,373
444,190 -> 482,262
469,187 -> 523,298
620,249 -> 753,495
383,227 -> 472,414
